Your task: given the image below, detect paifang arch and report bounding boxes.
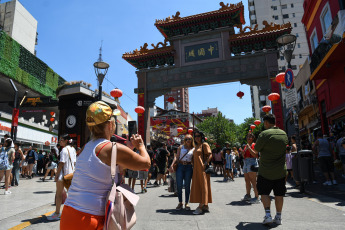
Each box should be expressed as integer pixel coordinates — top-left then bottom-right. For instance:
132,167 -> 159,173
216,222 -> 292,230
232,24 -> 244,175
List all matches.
123,2 -> 292,144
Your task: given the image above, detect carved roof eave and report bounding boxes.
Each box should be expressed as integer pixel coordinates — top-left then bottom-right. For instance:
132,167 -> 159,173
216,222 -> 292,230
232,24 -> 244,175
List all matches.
229,24 -> 292,43
155,3 -> 245,38
122,46 -> 175,60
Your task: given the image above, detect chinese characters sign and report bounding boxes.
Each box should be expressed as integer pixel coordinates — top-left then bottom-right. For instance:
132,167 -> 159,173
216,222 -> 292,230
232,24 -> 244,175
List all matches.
185,41 -> 219,63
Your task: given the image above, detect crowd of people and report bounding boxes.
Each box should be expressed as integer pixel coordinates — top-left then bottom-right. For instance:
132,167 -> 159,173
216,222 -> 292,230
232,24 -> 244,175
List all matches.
2,100 -> 345,228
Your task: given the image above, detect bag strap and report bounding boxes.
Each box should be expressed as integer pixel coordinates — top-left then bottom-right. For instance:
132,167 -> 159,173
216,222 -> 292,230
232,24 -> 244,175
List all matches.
66,147 -> 74,171
179,147 -> 190,162
110,142 -> 117,181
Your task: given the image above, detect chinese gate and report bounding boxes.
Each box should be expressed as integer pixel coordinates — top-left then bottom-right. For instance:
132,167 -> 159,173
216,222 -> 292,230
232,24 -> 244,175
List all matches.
123,2 -> 292,144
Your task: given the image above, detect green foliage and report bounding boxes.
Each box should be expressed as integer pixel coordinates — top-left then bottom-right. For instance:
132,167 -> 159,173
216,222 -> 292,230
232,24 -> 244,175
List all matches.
197,112 -> 237,148
236,117 -> 264,145
0,31 -> 65,98
197,114 -> 264,149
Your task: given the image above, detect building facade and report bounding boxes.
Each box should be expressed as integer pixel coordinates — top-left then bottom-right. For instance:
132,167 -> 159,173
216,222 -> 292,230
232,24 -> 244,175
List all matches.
0,0 -> 37,54
248,0 -> 310,119
302,0 -> 345,135
164,88 -> 189,113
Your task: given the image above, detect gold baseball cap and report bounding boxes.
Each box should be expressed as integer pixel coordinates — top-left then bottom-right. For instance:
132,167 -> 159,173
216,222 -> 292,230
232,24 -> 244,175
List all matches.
86,101 -> 115,126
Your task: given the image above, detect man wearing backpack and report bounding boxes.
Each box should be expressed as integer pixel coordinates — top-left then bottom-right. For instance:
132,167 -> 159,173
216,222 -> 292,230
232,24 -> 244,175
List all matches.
154,143 -> 170,186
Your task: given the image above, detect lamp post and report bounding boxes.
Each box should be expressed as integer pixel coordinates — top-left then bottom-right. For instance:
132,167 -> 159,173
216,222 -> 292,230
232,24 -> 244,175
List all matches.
277,34 -> 301,150
93,45 -> 109,101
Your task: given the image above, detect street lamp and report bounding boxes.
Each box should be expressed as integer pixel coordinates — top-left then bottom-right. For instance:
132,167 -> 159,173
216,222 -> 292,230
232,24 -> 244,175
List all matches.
276,34 -> 296,69
94,45 -> 109,101
276,34 -> 301,150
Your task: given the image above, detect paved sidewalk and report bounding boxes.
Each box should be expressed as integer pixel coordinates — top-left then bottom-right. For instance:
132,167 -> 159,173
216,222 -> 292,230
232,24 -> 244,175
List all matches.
1,174 -> 345,230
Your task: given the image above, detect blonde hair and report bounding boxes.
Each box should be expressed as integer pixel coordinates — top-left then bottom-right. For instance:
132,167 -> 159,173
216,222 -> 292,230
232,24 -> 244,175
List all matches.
88,117 -> 115,139
232,147 -> 239,156
184,134 -> 195,148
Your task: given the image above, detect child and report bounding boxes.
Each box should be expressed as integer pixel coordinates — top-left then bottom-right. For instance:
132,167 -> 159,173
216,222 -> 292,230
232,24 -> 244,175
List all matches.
285,145 -> 293,182
224,148 -> 234,181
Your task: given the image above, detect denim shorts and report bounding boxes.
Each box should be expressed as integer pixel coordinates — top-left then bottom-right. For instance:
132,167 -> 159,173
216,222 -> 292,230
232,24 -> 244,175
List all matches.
243,158 -> 258,173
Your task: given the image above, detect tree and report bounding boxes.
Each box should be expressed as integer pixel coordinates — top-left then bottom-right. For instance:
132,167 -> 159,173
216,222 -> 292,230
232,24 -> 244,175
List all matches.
236,117 -> 263,145
197,112 -> 237,148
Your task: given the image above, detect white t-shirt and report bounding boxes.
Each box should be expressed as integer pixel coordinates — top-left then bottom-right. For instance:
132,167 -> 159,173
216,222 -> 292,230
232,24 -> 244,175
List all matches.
59,146 -> 76,180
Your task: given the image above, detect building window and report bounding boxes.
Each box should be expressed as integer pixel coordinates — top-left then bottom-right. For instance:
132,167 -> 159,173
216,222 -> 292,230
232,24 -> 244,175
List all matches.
281,66 -> 286,71
320,3 -> 332,35
291,3 -> 294,8
299,54 -> 302,58
281,4 -> 287,9
280,56 -> 284,60
274,15 -> 279,20
283,14 -> 289,19
291,65 -> 297,70
310,29 -> 318,52
292,13 -> 295,17
297,43 -> 301,48
292,55 -> 295,59
273,6 -> 277,10
294,23 -> 297,27
296,33 -> 299,37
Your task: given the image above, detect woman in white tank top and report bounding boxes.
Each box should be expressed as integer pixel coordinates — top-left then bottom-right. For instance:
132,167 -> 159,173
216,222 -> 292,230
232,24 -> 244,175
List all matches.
169,134 -> 195,211
59,101 -> 151,230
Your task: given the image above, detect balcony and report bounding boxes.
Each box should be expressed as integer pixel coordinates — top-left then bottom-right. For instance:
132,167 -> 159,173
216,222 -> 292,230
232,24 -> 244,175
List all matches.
250,6 -> 255,12
310,10 -> 345,79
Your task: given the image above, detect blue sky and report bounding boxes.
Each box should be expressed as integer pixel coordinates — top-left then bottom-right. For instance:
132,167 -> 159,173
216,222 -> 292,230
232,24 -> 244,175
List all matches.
19,0 -> 253,124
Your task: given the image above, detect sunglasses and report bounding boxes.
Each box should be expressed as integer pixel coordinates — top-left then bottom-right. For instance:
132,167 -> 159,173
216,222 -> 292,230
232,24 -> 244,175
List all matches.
185,138 -> 192,141
194,135 -> 201,137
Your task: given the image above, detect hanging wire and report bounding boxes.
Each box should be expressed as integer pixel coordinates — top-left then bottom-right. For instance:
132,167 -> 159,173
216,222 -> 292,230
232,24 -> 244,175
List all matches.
104,77 -> 137,105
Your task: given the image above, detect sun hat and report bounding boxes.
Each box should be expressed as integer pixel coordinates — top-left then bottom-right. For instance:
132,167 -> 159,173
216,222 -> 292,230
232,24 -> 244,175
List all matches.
86,101 -> 115,126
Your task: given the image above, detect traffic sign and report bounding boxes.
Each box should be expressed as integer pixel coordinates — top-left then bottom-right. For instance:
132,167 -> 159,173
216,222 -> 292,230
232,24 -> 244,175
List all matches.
167,138 -> 175,145
285,68 -> 294,89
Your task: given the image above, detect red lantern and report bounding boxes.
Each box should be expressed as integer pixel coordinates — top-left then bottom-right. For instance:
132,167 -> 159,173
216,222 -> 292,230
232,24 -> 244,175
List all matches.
268,93 -> 280,104
110,88 -> 123,98
188,129 -> 193,134
50,111 -> 55,116
249,130 -> 252,133
50,117 -> 55,122
135,106 -> 145,114
236,91 -> 244,99
205,137 -> 207,141
167,97 -> 175,104
262,105 -> 272,114
275,72 -> 285,86
177,127 -> 183,133
254,120 -> 261,126
250,124 -> 256,130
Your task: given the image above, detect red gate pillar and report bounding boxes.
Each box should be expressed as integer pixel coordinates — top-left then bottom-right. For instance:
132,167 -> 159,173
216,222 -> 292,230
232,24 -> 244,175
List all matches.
270,79 -> 284,130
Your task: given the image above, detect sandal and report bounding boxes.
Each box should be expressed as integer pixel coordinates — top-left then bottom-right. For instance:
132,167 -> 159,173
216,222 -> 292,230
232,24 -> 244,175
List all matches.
185,203 -> 191,211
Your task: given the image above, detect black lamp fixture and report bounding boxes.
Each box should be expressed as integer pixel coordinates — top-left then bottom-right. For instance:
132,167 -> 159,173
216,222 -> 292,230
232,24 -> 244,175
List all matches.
276,34 -> 297,68
94,43 -> 109,100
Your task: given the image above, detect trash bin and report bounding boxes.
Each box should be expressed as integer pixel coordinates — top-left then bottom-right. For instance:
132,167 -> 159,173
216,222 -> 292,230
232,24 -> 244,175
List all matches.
291,150 -> 313,193
298,150 -> 313,183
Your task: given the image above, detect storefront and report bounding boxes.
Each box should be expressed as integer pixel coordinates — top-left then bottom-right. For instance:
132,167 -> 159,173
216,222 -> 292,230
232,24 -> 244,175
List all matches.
0,118 -> 58,151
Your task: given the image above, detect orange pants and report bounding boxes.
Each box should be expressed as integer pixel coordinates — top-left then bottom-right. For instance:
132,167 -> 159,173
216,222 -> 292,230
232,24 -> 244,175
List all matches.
60,205 -> 105,230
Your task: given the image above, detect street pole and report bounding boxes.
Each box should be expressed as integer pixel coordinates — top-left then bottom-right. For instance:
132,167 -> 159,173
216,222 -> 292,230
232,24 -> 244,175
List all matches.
98,83 -> 102,101
9,79 -> 18,141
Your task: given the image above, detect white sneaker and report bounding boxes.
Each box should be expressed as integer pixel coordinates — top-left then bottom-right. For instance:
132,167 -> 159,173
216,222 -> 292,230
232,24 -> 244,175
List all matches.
47,212 -> 61,221
323,181 -> 332,186
274,216 -> 282,225
332,180 -> 337,185
262,215 -> 273,225
4,190 -> 11,195
193,207 -> 203,215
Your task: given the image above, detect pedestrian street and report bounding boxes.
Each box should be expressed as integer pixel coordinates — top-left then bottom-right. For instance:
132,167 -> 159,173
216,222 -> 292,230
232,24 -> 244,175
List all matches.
1,174 -> 344,230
